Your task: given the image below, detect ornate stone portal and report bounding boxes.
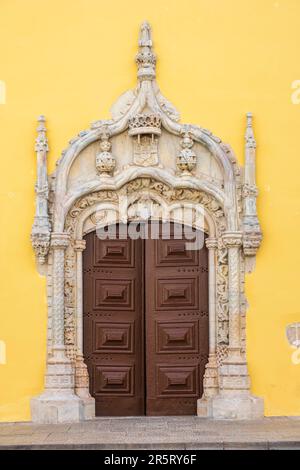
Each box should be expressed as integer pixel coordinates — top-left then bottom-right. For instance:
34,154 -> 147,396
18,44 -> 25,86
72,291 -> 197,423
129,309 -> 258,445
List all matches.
31,22 -> 263,423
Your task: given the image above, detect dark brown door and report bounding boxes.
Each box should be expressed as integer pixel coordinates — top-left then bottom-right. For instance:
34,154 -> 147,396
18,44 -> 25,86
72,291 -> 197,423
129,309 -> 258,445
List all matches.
83,223 -> 208,416
83,225 -> 144,416
145,223 -> 209,415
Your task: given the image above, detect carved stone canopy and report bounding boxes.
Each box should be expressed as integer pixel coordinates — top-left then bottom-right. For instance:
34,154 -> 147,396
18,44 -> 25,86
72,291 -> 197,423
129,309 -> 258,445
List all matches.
31,22 -> 259,253
30,22 -> 263,423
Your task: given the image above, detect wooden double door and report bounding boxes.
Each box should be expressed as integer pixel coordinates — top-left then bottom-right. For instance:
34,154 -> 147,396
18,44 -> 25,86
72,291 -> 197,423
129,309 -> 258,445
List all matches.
83,223 -> 209,416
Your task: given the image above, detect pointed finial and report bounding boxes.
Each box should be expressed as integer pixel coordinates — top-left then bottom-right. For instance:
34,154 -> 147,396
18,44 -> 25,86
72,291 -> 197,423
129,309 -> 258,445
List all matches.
136,21 -> 156,81
245,112 -> 256,149
139,21 -> 153,47
35,115 -> 49,153
31,115 -> 51,264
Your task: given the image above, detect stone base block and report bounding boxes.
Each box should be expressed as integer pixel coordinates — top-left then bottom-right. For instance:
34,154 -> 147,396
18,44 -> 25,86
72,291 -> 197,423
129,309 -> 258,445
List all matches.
197,393 -> 264,420
31,391 -> 84,424
197,397 -> 212,417
80,396 -> 95,420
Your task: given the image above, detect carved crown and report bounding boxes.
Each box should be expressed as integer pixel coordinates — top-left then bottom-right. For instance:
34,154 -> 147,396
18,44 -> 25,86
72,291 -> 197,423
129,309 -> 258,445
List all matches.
128,113 -> 162,136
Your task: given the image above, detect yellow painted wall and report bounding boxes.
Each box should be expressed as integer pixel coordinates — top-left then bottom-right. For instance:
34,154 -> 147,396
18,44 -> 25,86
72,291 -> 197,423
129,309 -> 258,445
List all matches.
0,0 -> 300,421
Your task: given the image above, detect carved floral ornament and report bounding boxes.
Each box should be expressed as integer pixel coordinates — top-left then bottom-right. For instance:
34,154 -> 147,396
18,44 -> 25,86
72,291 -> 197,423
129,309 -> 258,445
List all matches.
30,22 -> 263,422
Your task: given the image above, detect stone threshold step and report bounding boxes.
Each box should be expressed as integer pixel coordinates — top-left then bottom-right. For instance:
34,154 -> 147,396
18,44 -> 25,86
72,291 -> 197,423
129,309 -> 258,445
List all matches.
1,442 -> 300,450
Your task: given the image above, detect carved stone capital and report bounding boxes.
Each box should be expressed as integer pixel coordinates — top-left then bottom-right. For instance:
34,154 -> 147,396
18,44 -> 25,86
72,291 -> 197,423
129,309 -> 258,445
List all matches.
222,231 -> 243,248
243,232 -> 262,256
31,231 -> 51,264
74,240 -> 86,252
205,237 -> 218,250
242,183 -> 258,199
51,232 -> 70,250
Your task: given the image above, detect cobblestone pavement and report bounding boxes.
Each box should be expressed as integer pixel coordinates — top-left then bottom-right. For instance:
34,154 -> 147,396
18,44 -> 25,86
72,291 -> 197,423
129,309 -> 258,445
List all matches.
0,416 -> 300,449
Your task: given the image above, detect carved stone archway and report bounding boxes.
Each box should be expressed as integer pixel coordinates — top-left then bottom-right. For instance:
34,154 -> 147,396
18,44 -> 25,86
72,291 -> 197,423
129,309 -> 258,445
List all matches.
31,22 -> 263,423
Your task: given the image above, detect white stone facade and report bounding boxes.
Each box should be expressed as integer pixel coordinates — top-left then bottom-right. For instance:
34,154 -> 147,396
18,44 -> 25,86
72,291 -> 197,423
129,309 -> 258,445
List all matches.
31,22 -> 263,423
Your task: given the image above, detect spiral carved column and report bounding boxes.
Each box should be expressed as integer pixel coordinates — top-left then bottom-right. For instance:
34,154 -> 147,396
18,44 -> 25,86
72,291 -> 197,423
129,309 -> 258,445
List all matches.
223,232 -> 243,356
51,233 -> 69,354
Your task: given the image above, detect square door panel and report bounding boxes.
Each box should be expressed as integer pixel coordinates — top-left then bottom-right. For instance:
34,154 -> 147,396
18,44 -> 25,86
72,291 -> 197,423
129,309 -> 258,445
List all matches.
94,279 -> 134,310
93,238 -> 134,266
156,365 -> 198,397
156,321 -> 198,353
156,239 -> 199,266
94,365 -> 134,395
156,278 -> 198,310
93,321 -> 134,353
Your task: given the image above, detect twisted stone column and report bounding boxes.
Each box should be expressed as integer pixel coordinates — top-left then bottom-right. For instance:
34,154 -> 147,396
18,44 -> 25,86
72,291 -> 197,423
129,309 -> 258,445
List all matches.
51,233 -> 69,355
223,231 -> 243,357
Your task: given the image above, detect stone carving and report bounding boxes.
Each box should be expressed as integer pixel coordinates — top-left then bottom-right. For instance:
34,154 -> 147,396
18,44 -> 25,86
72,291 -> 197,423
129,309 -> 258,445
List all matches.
176,129 -> 197,175
129,114 -> 161,166
31,116 -> 51,264
64,244 -> 76,360
240,253 -> 247,354
51,232 -> 70,348
156,90 -> 180,122
136,21 -> 156,81
31,22 -> 263,423
132,135 -> 159,167
31,233 -> 51,265
286,323 -> 300,348
216,344 -> 228,366
242,113 -> 262,259
63,177 -> 227,365
216,243 -> 229,345
110,89 -> 137,121
128,113 -> 161,136
95,127 -> 115,176
127,196 -> 162,221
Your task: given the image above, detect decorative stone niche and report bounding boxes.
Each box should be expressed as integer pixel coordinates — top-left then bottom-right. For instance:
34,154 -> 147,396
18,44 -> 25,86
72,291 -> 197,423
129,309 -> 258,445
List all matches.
30,21 -> 263,423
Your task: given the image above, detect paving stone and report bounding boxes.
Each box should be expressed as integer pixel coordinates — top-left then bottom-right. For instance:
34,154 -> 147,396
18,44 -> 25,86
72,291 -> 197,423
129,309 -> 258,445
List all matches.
268,441 -> 300,450
224,441 -> 269,450
186,443 -> 224,450
1,417 -> 300,448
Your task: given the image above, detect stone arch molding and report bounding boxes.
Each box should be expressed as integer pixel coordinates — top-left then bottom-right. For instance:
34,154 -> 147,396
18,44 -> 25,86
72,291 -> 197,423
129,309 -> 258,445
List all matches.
30,22 -> 263,423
